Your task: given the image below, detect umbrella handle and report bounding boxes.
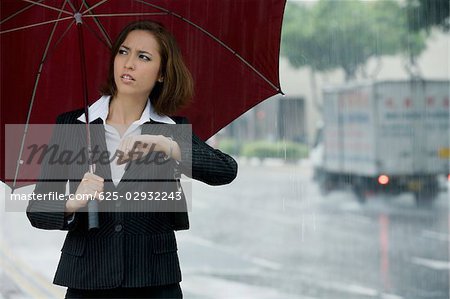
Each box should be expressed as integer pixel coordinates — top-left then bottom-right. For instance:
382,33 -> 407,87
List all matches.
87,163 -> 99,230
88,200 -> 99,230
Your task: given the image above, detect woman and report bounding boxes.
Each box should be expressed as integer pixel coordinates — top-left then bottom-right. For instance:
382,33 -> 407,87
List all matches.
26,20 -> 237,298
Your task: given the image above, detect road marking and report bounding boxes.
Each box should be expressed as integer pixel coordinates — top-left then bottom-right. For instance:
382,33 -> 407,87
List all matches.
421,230 -> 449,242
0,258 -> 47,299
340,201 -> 362,211
181,274 -> 307,299
304,276 -> 403,298
411,257 -> 450,270
249,257 -> 282,270
179,234 -> 282,270
325,281 -> 379,297
182,267 -> 260,276
0,240 -> 64,298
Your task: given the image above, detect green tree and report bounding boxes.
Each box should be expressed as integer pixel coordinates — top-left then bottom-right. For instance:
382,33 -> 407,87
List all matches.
282,0 -> 427,81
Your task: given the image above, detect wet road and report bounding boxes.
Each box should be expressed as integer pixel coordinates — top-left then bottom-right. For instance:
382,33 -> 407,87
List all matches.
182,160 -> 449,299
1,159 -> 449,298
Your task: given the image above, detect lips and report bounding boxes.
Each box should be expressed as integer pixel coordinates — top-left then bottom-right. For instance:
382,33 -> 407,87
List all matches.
121,73 -> 135,81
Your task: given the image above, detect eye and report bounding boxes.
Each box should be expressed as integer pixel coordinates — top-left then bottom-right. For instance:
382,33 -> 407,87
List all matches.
118,48 -> 128,55
139,54 -> 150,61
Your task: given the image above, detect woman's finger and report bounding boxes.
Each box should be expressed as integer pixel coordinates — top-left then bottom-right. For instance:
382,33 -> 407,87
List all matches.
128,136 -> 139,155
119,137 -> 131,156
85,182 -> 104,192
83,172 -> 104,182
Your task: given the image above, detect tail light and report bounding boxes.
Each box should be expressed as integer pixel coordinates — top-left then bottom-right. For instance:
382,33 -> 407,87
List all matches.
378,175 -> 389,185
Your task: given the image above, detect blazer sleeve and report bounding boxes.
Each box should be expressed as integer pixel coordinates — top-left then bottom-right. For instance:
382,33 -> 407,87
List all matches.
174,117 -> 238,186
26,113 -> 80,231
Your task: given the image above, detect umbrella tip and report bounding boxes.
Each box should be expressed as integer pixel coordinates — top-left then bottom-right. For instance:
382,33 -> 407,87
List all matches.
74,13 -> 83,25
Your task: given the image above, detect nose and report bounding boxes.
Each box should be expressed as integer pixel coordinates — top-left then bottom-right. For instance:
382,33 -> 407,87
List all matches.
124,56 -> 135,70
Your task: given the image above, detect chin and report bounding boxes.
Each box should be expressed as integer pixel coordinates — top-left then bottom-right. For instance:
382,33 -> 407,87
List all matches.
116,89 -> 150,99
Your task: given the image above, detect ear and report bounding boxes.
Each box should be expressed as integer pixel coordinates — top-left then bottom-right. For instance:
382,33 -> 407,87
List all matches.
157,70 -> 164,83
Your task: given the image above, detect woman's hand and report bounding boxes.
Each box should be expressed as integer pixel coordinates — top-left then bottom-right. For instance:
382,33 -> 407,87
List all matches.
117,135 -> 181,164
65,172 -> 104,214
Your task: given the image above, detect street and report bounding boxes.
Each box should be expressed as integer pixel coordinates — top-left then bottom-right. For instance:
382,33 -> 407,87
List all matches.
1,159 -> 449,299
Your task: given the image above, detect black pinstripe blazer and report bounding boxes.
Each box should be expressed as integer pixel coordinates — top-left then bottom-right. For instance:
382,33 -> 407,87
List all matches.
26,109 -> 237,289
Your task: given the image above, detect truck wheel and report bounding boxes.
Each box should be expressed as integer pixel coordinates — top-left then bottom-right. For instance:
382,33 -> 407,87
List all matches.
414,178 -> 439,208
319,179 -> 332,196
317,172 -> 336,196
353,185 -> 367,204
414,191 -> 436,208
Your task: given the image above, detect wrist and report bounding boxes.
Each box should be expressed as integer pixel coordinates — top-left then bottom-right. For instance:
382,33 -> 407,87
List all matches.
163,136 -> 173,161
65,198 -> 76,214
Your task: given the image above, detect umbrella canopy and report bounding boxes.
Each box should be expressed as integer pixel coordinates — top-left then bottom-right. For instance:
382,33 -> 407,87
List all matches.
1,0 -> 286,187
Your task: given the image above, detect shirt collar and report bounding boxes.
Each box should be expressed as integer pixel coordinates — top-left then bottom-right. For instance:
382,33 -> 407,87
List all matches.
77,95 -> 175,124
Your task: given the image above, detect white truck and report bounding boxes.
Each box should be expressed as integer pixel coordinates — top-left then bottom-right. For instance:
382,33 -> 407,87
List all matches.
312,80 -> 449,205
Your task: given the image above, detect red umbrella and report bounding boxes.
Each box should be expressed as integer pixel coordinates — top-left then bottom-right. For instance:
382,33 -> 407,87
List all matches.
1,0 -> 285,188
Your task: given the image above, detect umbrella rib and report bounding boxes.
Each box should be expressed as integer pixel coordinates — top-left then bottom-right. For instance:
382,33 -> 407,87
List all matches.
73,0 -> 112,48
13,1 -> 70,188
84,13 -> 167,18
177,19 -> 281,92
133,0 -> 281,92
0,16 -> 73,34
0,0 -> 45,25
84,21 -> 112,49
86,20 -> 112,48
22,0 -> 73,16
44,20 -> 76,62
81,0 -> 112,48
81,0 -> 109,15
132,0 -> 171,14
64,0 -> 77,13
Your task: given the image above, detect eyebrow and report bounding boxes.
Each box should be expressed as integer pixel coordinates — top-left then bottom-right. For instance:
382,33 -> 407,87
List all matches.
120,45 -> 152,56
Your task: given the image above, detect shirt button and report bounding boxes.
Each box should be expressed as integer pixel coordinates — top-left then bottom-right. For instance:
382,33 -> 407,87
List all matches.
115,224 -> 123,232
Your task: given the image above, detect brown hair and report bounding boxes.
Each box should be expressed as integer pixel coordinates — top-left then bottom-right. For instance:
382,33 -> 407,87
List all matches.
101,20 -> 194,115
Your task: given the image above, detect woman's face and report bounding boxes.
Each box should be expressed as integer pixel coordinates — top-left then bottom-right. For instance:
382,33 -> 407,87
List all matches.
113,30 -> 163,98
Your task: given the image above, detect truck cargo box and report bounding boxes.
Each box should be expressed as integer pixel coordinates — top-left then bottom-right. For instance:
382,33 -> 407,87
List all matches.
322,80 -> 449,177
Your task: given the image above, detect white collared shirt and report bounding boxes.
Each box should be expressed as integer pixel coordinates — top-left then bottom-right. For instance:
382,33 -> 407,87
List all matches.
77,95 -> 174,186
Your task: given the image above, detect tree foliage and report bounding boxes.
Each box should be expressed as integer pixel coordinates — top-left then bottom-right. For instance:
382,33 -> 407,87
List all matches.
406,0 -> 449,32
282,0 -> 428,80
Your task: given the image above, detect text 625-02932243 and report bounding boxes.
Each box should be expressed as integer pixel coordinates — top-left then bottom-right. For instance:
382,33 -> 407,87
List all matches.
97,191 -> 182,201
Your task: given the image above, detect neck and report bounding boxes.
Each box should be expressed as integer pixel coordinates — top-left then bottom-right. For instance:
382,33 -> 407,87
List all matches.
107,93 -> 147,125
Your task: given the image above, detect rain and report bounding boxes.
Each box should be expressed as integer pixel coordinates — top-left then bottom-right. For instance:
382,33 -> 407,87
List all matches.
1,0 -> 449,298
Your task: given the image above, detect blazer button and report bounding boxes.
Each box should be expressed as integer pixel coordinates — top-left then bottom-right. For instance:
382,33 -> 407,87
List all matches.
115,224 -> 123,232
